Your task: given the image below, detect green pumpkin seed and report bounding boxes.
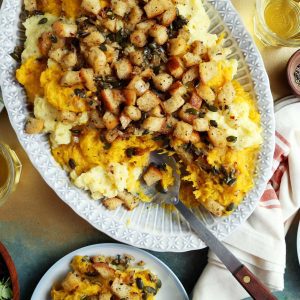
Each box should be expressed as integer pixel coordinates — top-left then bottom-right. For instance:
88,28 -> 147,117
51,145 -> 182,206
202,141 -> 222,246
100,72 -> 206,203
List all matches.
209,120 -> 218,127
38,17 -> 48,25
226,136 -> 237,143
136,278 -> 144,290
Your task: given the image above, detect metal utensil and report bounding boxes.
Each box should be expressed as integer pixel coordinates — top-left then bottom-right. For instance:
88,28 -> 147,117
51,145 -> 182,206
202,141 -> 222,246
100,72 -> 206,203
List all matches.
143,151 -> 277,300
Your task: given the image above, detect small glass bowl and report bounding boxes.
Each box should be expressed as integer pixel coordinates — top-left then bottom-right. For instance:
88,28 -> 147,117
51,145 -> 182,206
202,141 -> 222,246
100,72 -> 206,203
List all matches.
0,142 -> 22,207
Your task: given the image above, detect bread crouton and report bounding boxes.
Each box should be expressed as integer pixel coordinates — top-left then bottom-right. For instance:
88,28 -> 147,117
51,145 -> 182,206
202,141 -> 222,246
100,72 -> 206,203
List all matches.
149,105 -> 164,118
143,165 -> 163,186
101,89 -> 120,114
217,81 -> 236,106
205,199 -> 225,217
152,73 -> 173,92
111,0 -> 129,17
173,121 -> 193,142
114,58 -> 133,80
124,106 -> 142,121
208,127 -> 227,148
160,7 -> 177,26
119,112 -> 132,129
168,37 -> 187,56
123,89 -> 137,105
168,81 -> 187,96
82,31 -> 105,47
137,91 -> 161,112
178,103 -> 199,124
118,191 -> 139,210
149,24 -> 168,45
144,0 -> 172,18
199,61 -> 218,84
130,30 -> 147,47
193,118 -> 209,132
81,0 -> 101,14
162,95 -> 185,114
127,76 -> 150,96
111,278 -> 131,298
103,111 -> 119,130
183,52 -> 201,67
142,117 -> 166,132
167,56 -> 184,79
189,91 -> 202,109
182,66 -> 199,85
25,117 -> 44,134
93,262 -> 116,279
196,84 -> 215,105
80,68 -> 97,92
60,71 -> 82,87
52,21 -> 77,38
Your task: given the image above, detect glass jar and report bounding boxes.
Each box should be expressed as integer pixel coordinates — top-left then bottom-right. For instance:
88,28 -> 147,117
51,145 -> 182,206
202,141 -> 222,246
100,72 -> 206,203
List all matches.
254,0 -> 300,47
0,142 -> 22,207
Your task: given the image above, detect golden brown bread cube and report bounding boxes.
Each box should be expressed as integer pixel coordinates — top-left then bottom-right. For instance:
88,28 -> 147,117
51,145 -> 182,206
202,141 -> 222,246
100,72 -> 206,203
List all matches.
193,118 -> 209,132
80,68 -> 97,92
182,66 -> 199,85
124,105 -> 142,121
217,81 -> 236,106
137,91 -> 161,112
208,127 -> 227,148
118,191 -> 139,210
142,116 -> 166,132
93,262 -> 116,279
189,91 -> 203,109
111,278 -> 131,298
162,94 -> 185,114
196,84 -> 215,105
143,165 -> 163,186
101,89 -> 121,114
168,37 -> 187,56
114,58 -> 133,80
60,71 -> 82,87
173,121 -> 194,142
81,0 -> 101,14
152,73 -> 173,92
178,103 -> 199,124
167,56 -> 184,79
119,112 -> 132,129
199,61 -> 218,84
25,117 -> 44,134
123,89 -> 137,106
103,111 -> 119,130
61,272 -> 81,292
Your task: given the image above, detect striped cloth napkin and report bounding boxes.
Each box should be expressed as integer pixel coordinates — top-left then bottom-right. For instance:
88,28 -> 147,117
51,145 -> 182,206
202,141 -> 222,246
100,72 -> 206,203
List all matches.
192,98 -> 300,300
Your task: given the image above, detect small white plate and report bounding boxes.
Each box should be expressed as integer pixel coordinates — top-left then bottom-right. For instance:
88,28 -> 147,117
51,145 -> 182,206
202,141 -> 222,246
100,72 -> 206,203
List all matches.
31,243 -> 189,300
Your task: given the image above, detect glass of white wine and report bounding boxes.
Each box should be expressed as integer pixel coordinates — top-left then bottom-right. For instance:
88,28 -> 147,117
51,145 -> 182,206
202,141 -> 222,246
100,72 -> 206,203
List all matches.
0,142 -> 22,207
254,0 -> 300,47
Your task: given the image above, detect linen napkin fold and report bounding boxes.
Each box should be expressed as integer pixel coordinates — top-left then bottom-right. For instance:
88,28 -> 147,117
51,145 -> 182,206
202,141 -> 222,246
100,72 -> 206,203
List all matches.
192,98 -> 300,300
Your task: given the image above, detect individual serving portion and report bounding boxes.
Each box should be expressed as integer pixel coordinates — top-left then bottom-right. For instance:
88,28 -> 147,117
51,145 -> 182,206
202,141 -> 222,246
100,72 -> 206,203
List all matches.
51,253 -> 162,299
16,0 -> 262,216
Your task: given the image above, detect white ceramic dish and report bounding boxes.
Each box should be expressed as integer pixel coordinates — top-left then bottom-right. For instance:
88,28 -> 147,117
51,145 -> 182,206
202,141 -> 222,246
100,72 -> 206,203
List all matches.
297,222 -> 300,265
31,243 -> 188,300
0,0 -> 275,251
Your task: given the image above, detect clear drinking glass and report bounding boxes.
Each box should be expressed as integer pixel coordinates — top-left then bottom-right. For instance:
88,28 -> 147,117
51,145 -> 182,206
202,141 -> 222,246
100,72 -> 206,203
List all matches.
0,142 -> 22,207
254,0 -> 300,47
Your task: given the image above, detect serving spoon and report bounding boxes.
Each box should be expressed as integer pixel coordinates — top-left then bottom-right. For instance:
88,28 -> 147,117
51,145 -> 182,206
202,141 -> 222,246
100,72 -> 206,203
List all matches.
143,151 -> 277,300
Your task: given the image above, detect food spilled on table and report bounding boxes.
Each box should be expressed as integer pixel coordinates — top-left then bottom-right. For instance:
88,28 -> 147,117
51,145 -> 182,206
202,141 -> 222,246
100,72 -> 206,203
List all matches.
16,0 -> 262,216
51,253 -> 162,300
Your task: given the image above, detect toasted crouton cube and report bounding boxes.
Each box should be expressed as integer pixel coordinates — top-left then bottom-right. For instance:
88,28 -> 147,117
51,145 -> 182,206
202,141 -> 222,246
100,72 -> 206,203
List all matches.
142,117 -> 166,132
143,165 -> 163,186
183,52 -> 201,67
217,81 -> 236,106
137,91 -> 161,112
149,105 -> 164,117
168,37 -> 187,56
101,89 -> 120,114
38,32 -> 52,57
111,0 -> 129,17
80,68 -> 96,92
61,272 -> 81,292
173,121 -> 193,142
144,0 -> 168,18
62,51 -> 78,69
193,118 -> 209,132
161,7 -> 177,26
114,58 -> 133,80
162,95 -> 185,114
120,112 -> 131,129
24,0 -> 37,11
168,81 -> 187,96
149,24 -> 168,45
49,48 -> 68,64
190,131 -> 200,143
130,30 -> 147,47
123,89 -> 137,105
129,50 -> 144,66
82,31 -> 105,47
87,47 -> 107,74
208,127 -> 227,148
25,117 -> 44,134
105,128 -> 121,143
129,6 -> 143,27
58,111 -> 77,123
118,191 -> 139,210
89,111 -> 105,129
81,0 -> 101,14
93,262 -> 116,279
103,111 -> 119,130
196,84 -> 215,105
152,73 -> 173,92
124,105 -> 142,121
191,40 -> 207,56
189,91 -> 202,109
127,76 -> 150,96
111,278 -> 131,298
136,20 -> 156,32
178,103 -> 198,124
60,71 -> 82,87
199,61 -> 218,84
167,56 -> 184,79
182,66 -> 199,85
52,21 -> 77,38
205,199 -> 225,217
